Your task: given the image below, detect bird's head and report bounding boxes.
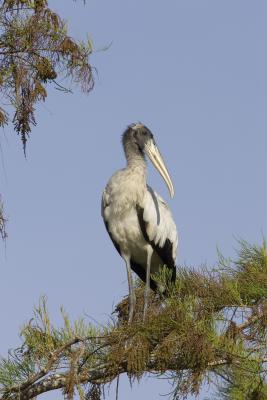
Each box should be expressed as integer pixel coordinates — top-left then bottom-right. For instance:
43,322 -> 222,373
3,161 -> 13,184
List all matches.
122,123 -> 175,198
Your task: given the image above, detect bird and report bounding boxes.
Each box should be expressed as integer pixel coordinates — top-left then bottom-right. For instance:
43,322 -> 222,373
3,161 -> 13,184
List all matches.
101,123 -> 178,322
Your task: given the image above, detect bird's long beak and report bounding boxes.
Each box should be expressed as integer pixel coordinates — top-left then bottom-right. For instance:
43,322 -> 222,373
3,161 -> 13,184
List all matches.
145,139 -> 175,198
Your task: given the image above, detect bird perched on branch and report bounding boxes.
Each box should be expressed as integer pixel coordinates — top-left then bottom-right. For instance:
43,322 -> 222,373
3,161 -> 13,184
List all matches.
102,123 -> 178,322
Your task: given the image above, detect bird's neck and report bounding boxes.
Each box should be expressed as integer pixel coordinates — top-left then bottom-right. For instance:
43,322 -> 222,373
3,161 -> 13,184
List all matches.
125,147 -> 147,187
124,141 -> 146,171
127,153 -> 146,171
121,145 -> 147,205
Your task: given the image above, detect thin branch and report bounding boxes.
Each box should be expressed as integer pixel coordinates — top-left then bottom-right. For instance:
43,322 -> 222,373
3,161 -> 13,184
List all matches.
7,337 -> 83,393
9,357 -> 267,400
115,375 -> 120,400
52,80 -> 73,93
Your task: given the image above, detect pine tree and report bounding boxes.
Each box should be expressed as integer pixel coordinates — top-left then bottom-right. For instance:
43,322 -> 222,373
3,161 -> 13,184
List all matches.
0,240 -> 266,399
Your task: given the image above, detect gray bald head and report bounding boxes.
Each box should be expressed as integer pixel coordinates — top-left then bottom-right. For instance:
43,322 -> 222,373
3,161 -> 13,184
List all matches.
121,122 -> 175,197
122,123 -> 154,155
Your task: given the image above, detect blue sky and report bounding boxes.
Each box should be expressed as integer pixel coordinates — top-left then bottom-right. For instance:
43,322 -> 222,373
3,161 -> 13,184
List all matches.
0,1 -> 267,398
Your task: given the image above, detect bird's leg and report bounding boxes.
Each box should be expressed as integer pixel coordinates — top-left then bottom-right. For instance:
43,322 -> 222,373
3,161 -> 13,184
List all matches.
143,247 -> 153,321
124,256 -> 136,323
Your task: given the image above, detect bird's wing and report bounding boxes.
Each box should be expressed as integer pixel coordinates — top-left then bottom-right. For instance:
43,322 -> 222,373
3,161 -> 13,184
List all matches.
137,186 -> 178,270
101,188 -> 109,218
101,188 -> 121,256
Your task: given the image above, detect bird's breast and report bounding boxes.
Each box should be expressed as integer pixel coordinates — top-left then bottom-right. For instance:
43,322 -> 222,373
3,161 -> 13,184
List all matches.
103,167 -> 149,260
107,173 -> 146,216
104,201 -> 148,264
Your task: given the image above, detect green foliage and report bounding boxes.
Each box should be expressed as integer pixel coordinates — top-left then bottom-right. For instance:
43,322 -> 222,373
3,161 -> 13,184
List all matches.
217,361 -> 267,400
0,241 -> 266,399
0,348 -> 35,389
0,0 -> 94,152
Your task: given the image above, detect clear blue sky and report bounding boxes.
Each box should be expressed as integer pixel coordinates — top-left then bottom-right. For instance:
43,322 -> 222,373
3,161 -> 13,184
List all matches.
0,1 -> 267,398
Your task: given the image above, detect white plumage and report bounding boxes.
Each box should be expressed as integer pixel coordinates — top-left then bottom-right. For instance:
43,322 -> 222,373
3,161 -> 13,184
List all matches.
102,123 -> 178,322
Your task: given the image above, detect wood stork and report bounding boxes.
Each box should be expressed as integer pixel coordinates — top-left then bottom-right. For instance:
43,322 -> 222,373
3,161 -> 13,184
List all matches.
102,123 -> 178,322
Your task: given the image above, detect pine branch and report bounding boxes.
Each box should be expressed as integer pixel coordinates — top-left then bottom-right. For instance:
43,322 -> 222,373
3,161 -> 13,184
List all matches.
7,338 -> 83,394
0,240 -> 266,399
2,351 -> 266,400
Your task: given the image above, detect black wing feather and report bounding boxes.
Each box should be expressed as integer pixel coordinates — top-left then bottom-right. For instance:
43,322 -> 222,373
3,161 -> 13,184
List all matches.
147,185 -> 160,225
102,191 -> 176,292
103,216 -> 159,290
136,204 -> 176,284
130,259 -> 158,291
